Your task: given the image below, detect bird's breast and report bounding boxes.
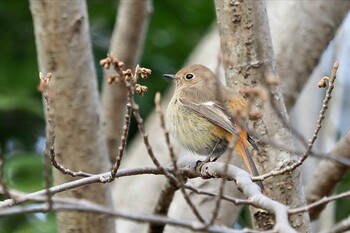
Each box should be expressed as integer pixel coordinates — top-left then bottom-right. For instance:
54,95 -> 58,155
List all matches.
166,97 -> 228,156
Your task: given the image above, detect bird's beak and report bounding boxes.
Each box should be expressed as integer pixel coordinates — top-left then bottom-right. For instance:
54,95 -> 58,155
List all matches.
163,74 -> 176,79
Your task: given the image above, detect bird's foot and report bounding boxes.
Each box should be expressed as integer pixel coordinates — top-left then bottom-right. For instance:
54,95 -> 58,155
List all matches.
194,156 -> 214,172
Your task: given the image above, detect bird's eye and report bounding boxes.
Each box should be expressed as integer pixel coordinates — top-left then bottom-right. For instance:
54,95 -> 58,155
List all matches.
185,73 -> 194,80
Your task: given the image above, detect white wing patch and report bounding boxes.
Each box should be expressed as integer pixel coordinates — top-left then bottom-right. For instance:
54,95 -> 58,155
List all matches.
202,101 -> 215,106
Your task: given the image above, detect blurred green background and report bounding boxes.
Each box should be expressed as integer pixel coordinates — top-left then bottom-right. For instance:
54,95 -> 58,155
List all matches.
0,0 -> 215,232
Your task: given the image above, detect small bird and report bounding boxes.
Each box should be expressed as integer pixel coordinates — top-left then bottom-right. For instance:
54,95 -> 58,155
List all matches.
163,64 -> 262,189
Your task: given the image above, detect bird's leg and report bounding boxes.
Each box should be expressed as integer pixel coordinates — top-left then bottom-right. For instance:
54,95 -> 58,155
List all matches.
195,140 -> 220,171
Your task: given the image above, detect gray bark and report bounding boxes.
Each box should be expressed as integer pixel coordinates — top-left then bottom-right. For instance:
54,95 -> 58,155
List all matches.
214,0 -> 310,231
30,1 -> 115,233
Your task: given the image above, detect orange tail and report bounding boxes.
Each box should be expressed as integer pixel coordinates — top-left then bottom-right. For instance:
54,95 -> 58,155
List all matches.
235,141 -> 264,190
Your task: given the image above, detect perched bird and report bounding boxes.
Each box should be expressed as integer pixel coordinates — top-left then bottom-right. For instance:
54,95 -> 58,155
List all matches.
163,64 -> 262,189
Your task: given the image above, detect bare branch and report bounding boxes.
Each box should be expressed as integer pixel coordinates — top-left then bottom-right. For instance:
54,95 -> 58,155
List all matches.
102,0 -> 152,162
207,146 -> 233,226
1,158 -> 298,233
49,146 -> 94,177
43,142 -> 53,210
148,93 -> 180,233
305,128 -> 350,220
255,62 -> 339,181
154,92 -> 206,223
193,161 -> 297,233
327,215 -> 350,233
0,167 -> 163,208
290,190 -> 350,216
108,102 -> 132,180
148,180 -> 178,233
0,155 -> 303,233
0,201 -> 266,233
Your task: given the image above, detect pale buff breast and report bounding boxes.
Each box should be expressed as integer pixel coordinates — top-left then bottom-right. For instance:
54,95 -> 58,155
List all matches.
166,96 -> 228,156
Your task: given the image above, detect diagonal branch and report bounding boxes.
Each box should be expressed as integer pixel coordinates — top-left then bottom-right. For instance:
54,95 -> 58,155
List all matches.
254,61 -> 339,181
305,128 -> 350,220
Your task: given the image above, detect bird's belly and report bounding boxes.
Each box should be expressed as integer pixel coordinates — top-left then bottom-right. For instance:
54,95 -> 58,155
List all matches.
167,101 -> 228,156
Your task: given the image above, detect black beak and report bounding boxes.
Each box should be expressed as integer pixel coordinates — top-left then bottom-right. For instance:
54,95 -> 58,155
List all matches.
163,74 -> 176,79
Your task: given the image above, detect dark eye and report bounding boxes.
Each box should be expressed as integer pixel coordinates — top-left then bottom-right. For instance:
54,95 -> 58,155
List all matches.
185,73 -> 194,80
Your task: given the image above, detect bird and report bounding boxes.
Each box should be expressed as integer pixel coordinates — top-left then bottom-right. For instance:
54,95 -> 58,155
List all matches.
163,64 -> 263,189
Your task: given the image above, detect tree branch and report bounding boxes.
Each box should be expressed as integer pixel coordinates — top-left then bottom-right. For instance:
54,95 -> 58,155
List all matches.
102,0 -> 152,162
305,128 -> 350,220
267,1 -> 350,110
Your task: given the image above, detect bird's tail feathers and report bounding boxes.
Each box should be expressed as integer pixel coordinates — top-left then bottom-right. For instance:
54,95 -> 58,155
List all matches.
235,143 -> 264,190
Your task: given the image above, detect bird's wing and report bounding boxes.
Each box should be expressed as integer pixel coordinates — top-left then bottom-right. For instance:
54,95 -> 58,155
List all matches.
179,97 -> 237,136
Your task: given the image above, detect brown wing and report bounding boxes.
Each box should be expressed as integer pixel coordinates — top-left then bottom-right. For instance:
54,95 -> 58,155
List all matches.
179,97 -> 258,150
179,97 -> 237,136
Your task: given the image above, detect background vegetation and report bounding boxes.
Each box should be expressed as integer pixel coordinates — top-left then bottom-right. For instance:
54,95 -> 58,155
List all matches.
1,1 -> 350,232
0,1 -> 214,232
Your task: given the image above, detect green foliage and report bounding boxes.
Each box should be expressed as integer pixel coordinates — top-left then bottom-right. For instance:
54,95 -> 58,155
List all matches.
335,170 -> 350,221
0,152 -> 56,232
0,213 -> 56,233
89,0 -> 215,121
0,0 -> 43,152
3,152 -> 45,192
138,0 -> 215,118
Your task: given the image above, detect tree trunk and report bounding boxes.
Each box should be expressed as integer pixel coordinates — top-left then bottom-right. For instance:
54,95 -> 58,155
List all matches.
214,0 -> 310,231
30,1 -> 115,233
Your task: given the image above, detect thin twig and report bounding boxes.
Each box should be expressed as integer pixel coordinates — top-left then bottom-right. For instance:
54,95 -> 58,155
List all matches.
148,93 -> 179,233
40,73 -> 94,178
43,142 -> 53,209
49,148 -> 93,177
103,102 -> 132,182
154,92 -> 206,223
155,92 -> 177,171
289,189 -> 350,215
1,166 -> 166,208
104,56 -> 205,223
254,61 -> 339,181
208,145 -> 234,225
183,183 -> 252,206
100,56 -> 135,183
2,156 -> 332,232
264,71 -> 310,151
0,201 -> 266,233
305,128 -> 350,220
148,180 -> 178,233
